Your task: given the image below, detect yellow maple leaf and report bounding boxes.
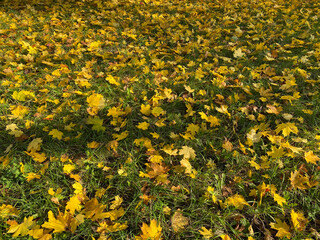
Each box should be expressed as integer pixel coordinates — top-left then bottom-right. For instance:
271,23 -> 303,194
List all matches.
234,48 -> 246,58
27,225 -> 46,239
137,122 -> 150,130
206,186 -> 217,203
273,193 -> 286,207
289,170 -> 313,190
141,104 -> 151,116
41,211 -> 67,233
220,234 -> 231,240
216,105 -> 230,117
270,218 -> 291,239
104,207 -> 125,221
12,90 -> 35,101
86,116 -> 106,132
291,209 -> 308,231
171,209 -> 188,232
81,198 -> 112,220
66,195 -> 82,215
87,141 -> 100,149
225,194 -> 249,210
88,40 -> 101,51
26,172 -> 41,182
25,151 -> 47,163
304,151 -> 319,164
72,182 -> 83,195
150,132 -> 160,139
267,145 -> 285,158
179,146 -> 196,159
110,195 -> 123,210
0,204 -> 19,218
136,219 -> 162,240
70,214 -> 85,233
8,216 -> 35,237
87,93 -> 105,109
11,105 -> 29,119
97,221 -> 128,233
247,129 -> 262,146
106,75 -> 120,86
199,226 -> 213,239
275,122 -> 298,137
6,123 -> 19,131
63,164 -> 76,174
49,129 -> 63,140
27,138 -> 42,152
151,107 -> 166,117
161,144 -> 178,156
112,131 -> 129,141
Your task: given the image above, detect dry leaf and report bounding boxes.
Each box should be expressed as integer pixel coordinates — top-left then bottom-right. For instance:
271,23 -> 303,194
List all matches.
171,209 -> 188,232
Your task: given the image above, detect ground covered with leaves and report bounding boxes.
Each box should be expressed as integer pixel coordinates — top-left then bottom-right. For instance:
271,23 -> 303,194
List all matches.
0,0 -> 320,239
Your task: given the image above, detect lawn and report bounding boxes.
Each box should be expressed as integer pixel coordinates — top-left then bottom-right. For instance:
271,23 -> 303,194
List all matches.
0,0 -> 320,239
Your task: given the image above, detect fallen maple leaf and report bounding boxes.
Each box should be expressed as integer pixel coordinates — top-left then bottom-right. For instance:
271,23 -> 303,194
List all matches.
41,211 -> 67,233
136,219 -> 162,240
304,151 -> 319,164
27,138 -> 42,152
179,146 -> 196,159
171,209 -> 188,232
7,216 -> 35,237
291,209 -> 308,231
87,93 -> 105,109
48,129 -> 63,140
270,218 -> 291,239
199,226 -> 213,239
225,194 -> 249,210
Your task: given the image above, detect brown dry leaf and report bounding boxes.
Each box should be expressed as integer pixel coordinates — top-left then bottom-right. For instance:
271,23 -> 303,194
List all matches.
222,139 -> 233,152
171,209 -> 188,232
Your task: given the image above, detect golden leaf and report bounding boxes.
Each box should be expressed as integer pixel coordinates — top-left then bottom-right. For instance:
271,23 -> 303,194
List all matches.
110,195 -> 123,210
106,75 -> 120,86
136,219 -> 162,240
272,193 -> 286,207
41,211 -> 67,233
179,146 -> 196,160
137,122 -> 150,130
11,105 -> 29,119
270,218 -> 291,239
87,93 -> 105,109
225,194 -> 249,210
70,214 -> 85,233
26,173 -> 41,182
7,216 -> 35,237
141,104 -> 151,116
63,164 -> 75,174
97,221 -> 128,233
220,234 -> 231,240
87,141 -> 100,149
48,129 -> 63,140
199,226 -> 213,239
66,195 -> 82,215
291,209 -> 308,231
304,151 -> 319,164
0,204 -> 19,218
151,107 -> 166,117
275,122 -> 298,137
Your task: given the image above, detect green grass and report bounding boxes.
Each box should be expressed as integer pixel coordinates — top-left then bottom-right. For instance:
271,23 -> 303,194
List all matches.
0,0 -> 320,239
